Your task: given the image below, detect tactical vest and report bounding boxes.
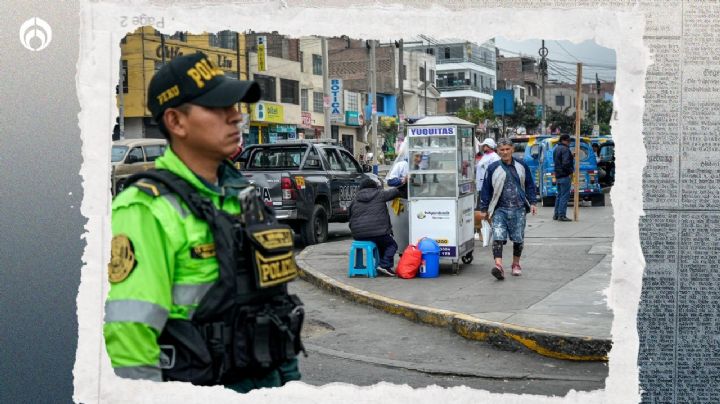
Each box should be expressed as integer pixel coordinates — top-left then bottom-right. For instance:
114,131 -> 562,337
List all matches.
127,169 -> 306,385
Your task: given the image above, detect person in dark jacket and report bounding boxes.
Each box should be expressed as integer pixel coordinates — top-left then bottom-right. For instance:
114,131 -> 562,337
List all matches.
553,134 -> 575,222
349,178 -> 403,276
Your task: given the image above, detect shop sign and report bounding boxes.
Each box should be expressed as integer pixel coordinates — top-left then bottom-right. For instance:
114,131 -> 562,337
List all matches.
330,78 -> 343,118
345,111 -> 360,126
257,36 -> 267,72
301,112 -> 312,128
253,102 -> 284,123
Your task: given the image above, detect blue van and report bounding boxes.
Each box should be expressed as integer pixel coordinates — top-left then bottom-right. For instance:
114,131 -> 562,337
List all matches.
520,135 -> 551,197
537,137 -> 604,207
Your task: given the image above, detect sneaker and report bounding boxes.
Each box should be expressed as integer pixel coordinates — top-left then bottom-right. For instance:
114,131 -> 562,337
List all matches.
558,217 -> 572,222
552,215 -> 558,220
511,263 -> 522,276
491,264 -> 505,280
376,267 -> 396,277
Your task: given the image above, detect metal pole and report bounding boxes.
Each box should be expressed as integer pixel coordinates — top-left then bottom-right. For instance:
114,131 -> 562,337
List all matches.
322,37 -> 331,139
424,61 -> 428,116
594,73 -> 599,126
397,39 -> 404,150
160,33 -> 166,65
370,39 -> 378,173
539,40 -> 548,135
118,59 -> 125,139
573,63 -> 582,221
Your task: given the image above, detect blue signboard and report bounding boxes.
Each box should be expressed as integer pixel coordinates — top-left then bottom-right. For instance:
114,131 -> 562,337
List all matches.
493,90 -> 514,116
535,104 -> 543,118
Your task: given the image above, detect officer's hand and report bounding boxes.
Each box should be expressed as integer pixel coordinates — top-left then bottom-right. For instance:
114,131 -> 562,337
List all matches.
530,205 -> 537,215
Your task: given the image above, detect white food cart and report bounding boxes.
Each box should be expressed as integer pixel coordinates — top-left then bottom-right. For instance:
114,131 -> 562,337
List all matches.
406,117 -> 476,274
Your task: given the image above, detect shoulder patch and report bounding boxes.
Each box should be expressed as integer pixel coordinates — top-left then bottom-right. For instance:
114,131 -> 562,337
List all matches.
133,179 -> 170,197
108,234 -> 136,283
190,243 -> 216,259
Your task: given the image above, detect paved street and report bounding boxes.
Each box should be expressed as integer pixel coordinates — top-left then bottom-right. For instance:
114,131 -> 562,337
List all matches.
291,278 -> 607,395
290,199 -> 612,393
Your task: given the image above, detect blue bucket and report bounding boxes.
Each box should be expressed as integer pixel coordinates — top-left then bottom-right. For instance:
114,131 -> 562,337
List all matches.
417,238 -> 441,278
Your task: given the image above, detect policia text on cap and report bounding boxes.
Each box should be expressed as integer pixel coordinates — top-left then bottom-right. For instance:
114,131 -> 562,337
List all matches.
104,52 -> 306,392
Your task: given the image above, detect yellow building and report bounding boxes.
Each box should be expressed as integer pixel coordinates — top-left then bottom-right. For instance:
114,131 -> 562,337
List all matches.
116,27 -> 248,139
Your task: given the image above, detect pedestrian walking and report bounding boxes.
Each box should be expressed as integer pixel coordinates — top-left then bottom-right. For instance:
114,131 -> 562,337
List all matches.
104,53 -> 305,392
553,134 -> 575,222
475,138 -> 537,280
349,178 -> 405,276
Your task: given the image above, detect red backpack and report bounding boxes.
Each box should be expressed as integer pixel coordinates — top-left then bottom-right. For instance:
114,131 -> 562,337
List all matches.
396,244 -> 423,279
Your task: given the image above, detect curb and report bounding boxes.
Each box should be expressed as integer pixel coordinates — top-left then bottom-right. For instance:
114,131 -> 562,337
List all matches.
296,245 -> 612,362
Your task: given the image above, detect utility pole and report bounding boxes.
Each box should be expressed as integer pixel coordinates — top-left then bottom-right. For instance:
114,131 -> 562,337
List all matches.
397,39 -> 404,151
594,72 -> 599,125
322,36 -> 331,139
118,59 -> 125,139
370,39 -> 378,174
573,63 -> 582,221
539,40 -> 548,135
424,60 -> 428,116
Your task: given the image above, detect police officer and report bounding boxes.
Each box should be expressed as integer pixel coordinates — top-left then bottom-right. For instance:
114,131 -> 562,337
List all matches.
104,52 -> 304,392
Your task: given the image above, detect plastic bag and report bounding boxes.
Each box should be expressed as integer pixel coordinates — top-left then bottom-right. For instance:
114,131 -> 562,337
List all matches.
396,244 -> 423,279
481,220 -> 494,247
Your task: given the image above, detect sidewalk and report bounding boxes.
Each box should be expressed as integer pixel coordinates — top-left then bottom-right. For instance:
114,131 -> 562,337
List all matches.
296,202 -> 614,361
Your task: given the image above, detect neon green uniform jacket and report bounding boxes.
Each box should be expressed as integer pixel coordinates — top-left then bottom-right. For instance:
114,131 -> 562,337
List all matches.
104,147 -> 300,389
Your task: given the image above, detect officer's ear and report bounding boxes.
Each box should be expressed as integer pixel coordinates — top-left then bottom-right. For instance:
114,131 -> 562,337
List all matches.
164,105 -> 193,141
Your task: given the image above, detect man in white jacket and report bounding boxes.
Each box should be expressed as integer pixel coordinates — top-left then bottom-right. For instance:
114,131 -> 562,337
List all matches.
474,138 -> 501,241
476,138 -> 501,191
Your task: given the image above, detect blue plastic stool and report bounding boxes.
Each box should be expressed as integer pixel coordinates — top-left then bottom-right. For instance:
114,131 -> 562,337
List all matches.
348,241 -> 379,278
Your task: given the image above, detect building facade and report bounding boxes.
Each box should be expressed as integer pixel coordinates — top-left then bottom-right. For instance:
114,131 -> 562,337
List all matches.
117,28 -> 247,139
400,48 -> 440,117
545,82 -> 590,117
406,36 -> 497,114
495,54 -> 542,105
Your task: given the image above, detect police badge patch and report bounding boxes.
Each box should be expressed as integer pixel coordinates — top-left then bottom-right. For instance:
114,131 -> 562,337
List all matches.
108,234 -> 136,283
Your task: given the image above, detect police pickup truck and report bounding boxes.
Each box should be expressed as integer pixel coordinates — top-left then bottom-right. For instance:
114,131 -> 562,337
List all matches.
235,139 -> 378,245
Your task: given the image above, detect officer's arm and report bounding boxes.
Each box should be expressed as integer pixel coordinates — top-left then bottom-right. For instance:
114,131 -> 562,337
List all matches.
104,200 -> 175,382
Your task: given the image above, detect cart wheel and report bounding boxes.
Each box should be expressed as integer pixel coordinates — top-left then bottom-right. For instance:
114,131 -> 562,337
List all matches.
461,252 -> 473,264
452,262 -> 460,275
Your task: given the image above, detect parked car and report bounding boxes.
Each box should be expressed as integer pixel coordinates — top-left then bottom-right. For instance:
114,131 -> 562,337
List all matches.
111,138 -> 167,194
519,135 -> 551,197
537,137 -> 604,206
597,140 -> 615,187
234,139 -> 379,245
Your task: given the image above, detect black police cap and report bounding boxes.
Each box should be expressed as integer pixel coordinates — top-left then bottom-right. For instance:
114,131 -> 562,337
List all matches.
147,52 -> 261,121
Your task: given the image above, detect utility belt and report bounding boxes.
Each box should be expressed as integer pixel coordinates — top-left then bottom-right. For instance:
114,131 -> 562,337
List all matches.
158,294 -> 305,385
127,168 -> 306,386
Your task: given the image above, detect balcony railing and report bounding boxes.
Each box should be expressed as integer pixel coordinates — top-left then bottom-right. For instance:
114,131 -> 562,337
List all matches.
436,79 -> 493,95
437,57 -> 495,70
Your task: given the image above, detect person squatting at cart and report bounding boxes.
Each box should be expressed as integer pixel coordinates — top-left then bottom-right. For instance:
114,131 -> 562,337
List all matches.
349,178 -> 407,277
475,138 -> 537,280
104,52 -> 305,392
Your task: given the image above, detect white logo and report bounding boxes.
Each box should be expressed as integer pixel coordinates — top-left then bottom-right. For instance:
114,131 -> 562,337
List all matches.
19,17 -> 52,51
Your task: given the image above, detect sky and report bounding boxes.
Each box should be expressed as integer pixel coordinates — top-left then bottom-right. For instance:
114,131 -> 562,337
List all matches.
494,37 -> 617,84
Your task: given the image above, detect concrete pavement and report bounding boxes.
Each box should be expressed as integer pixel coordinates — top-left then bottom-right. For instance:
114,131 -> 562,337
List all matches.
296,200 -> 614,361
